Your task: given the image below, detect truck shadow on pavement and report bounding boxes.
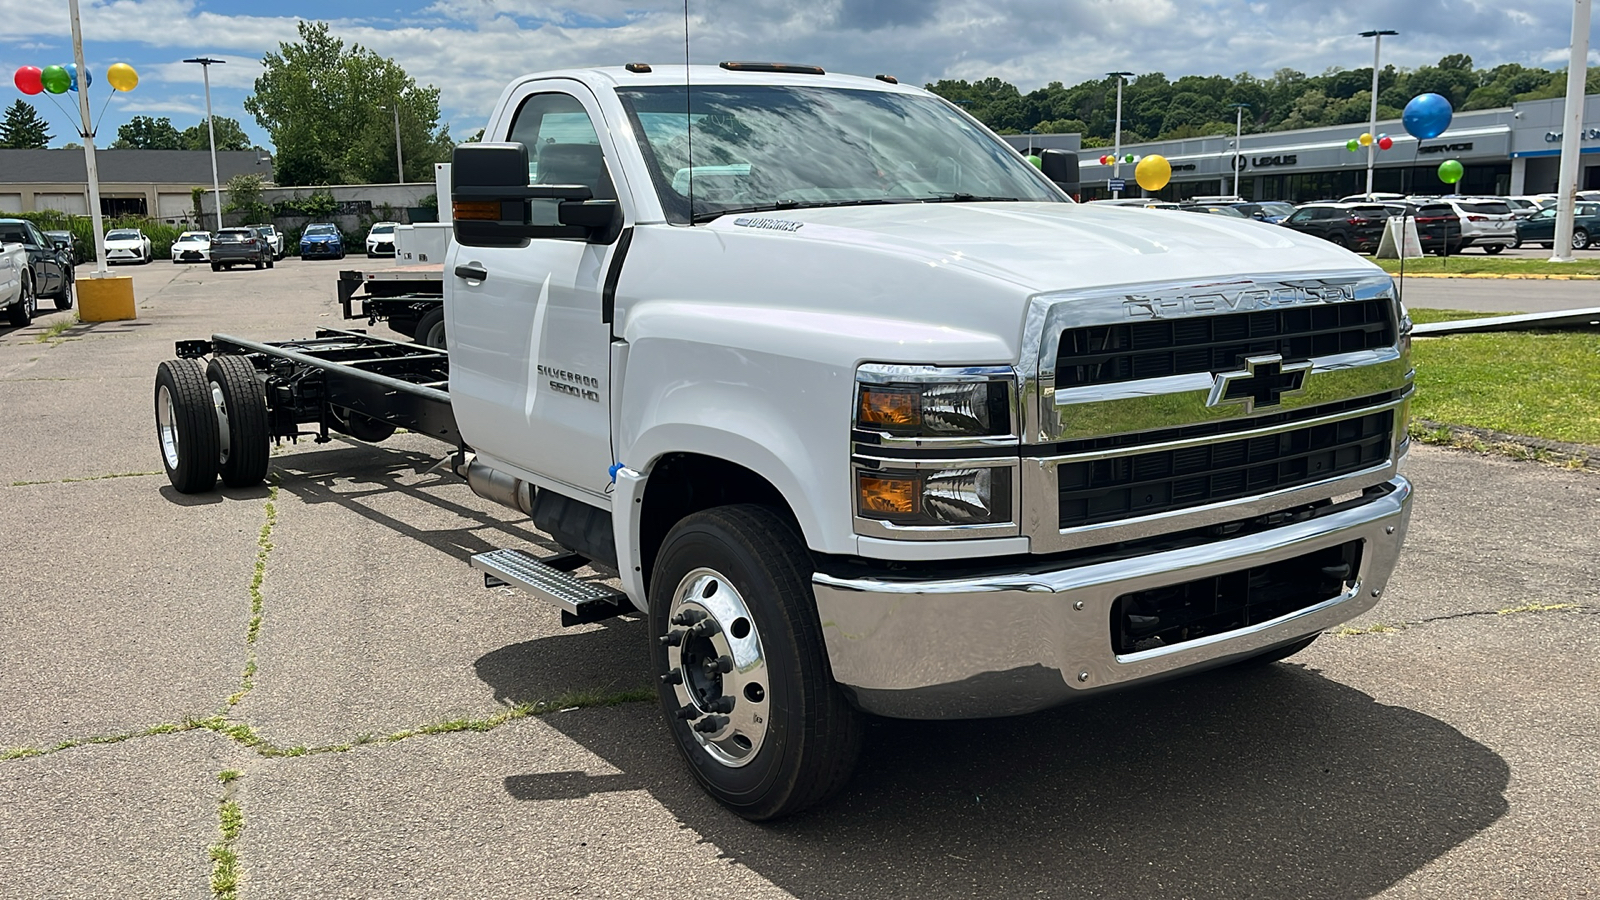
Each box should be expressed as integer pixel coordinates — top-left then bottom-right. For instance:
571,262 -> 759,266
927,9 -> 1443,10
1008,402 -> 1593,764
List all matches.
480,644 -> 1509,900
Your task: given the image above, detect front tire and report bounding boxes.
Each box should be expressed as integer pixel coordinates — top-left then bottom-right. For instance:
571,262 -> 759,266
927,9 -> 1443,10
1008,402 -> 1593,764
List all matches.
154,359 -> 220,493
1483,244 -> 1504,255
650,505 -> 862,821
53,271 -> 73,310
1574,229 -> 1590,251
206,355 -> 270,488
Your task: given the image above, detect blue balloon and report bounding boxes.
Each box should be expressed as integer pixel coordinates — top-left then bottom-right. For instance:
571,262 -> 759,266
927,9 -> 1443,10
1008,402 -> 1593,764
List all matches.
1403,93 -> 1453,141
66,64 -> 91,92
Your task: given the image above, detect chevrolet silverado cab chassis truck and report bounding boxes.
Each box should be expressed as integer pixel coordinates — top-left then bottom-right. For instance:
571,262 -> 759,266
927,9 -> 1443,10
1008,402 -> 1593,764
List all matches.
152,63 -> 1414,820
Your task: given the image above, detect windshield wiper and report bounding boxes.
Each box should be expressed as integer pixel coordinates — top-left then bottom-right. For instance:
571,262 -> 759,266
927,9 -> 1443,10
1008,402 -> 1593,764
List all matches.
916,193 -> 1023,203
690,197 -> 910,224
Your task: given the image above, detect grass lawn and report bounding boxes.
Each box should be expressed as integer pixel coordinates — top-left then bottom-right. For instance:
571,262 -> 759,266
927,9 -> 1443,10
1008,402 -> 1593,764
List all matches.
1409,309 -> 1600,446
1370,256 -> 1600,276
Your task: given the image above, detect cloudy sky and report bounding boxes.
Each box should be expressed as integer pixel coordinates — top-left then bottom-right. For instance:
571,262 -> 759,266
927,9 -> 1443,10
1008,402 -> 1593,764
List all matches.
0,0 -> 1593,149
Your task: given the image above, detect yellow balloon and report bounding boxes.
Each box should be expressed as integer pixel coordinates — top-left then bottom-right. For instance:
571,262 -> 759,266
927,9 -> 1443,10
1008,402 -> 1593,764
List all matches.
1358,132 -> 1373,146
1134,154 -> 1172,191
106,62 -> 138,92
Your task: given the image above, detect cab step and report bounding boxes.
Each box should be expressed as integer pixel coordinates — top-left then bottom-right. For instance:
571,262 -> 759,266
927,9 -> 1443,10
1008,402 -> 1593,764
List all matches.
471,547 -> 629,626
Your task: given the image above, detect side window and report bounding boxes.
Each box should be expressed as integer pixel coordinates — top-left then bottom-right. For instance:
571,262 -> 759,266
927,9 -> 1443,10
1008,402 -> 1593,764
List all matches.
1288,211 -> 1311,224
506,92 -> 615,201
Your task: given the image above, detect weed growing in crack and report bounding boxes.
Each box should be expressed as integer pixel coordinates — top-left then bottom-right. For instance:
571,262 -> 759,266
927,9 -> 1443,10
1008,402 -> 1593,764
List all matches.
209,781 -> 245,900
227,488 -> 279,706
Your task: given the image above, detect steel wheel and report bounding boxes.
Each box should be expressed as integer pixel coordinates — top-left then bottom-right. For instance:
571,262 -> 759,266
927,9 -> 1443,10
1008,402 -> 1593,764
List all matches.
664,567 -> 772,767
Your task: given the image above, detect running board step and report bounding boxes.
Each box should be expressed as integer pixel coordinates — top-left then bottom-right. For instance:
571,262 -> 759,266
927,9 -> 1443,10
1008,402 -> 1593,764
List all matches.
471,548 -> 628,626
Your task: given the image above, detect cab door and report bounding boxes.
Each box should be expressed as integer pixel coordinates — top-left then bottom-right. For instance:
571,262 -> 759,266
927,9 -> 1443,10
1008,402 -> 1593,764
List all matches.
446,83 -> 627,500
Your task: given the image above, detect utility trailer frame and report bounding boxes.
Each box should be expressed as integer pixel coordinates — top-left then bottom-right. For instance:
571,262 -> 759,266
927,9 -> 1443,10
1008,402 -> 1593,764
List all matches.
175,328 -> 461,448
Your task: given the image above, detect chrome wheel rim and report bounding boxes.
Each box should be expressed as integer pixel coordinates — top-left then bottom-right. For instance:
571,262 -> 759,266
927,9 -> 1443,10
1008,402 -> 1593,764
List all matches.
211,382 -> 231,464
665,567 -> 771,768
157,384 -> 180,470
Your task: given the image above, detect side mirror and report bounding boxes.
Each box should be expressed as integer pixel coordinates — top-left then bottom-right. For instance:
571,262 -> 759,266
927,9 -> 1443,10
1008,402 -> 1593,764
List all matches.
1039,149 -> 1079,195
452,142 -> 619,246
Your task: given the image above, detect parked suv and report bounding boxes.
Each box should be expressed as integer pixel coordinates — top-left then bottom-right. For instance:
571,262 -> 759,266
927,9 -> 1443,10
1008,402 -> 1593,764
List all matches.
1438,199 -> 1517,253
1282,203 -> 1390,252
209,227 -> 271,271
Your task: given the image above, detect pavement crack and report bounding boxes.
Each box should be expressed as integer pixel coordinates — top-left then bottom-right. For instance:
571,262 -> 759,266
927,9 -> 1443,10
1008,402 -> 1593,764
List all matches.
1331,602 -> 1595,637
226,487 -> 279,707
208,770 -> 245,900
6,471 -> 162,487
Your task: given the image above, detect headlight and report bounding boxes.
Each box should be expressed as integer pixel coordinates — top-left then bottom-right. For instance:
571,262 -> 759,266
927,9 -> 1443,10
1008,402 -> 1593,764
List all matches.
854,365 -> 1016,441
856,464 -> 1012,526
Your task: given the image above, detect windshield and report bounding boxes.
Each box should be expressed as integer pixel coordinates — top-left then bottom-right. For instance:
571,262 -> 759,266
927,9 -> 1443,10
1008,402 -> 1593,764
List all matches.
615,85 -> 1063,224
107,230 -> 140,240
305,225 -> 338,236
370,224 -> 395,234
176,234 -> 207,243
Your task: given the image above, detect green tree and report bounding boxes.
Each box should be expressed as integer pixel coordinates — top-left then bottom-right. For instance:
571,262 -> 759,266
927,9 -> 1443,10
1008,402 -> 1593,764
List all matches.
179,116 -> 252,152
245,20 -> 451,186
112,116 -> 183,149
222,173 -> 271,222
0,100 -> 53,149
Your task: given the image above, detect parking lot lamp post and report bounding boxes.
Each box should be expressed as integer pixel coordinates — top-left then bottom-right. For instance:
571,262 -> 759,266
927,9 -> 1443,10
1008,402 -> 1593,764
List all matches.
1552,0 -> 1591,262
66,0 -> 108,273
1229,102 -> 1250,199
1359,30 -> 1396,200
379,102 -> 404,183
182,57 -> 225,232
1108,71 -> 1133,198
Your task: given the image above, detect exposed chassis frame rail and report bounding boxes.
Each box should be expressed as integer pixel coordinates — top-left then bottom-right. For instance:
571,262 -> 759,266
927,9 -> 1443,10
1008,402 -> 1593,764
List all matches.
175,328 -> 461,448
338,268 -> 444,331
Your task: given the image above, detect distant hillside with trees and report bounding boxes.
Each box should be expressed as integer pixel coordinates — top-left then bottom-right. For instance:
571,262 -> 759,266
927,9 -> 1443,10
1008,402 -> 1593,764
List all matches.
927,56 -> 1600,147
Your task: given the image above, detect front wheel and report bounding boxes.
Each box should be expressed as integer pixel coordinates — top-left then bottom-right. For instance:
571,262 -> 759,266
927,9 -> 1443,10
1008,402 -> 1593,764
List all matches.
651,505 -> 862,821
1483,244 -> 1504,255
53,271 -> 73,310
8,274 -> 35,326
1574,229 -> 1590,251
1510,236 -> 1522,249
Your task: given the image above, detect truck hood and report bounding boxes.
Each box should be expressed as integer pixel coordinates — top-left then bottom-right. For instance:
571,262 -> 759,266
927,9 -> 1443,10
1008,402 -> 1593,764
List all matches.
706,201 -> 1378,294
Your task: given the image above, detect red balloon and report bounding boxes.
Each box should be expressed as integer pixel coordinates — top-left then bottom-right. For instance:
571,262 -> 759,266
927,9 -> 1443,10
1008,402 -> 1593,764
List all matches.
1378,136 -> 1394,150
14,66 -> 43,95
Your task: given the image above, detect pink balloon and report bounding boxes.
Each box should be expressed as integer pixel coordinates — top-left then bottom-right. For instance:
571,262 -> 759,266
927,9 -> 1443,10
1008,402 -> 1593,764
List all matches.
1378,136 -> 1394,150
14,65 -> 43,95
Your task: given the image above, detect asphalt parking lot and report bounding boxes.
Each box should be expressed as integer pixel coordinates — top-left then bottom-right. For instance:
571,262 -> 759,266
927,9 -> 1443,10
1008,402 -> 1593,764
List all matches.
1,258 -> 1596,899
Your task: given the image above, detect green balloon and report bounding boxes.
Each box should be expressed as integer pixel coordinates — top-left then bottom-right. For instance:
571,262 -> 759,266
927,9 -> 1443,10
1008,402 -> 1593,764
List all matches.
40,65 -> 71,94
1027,154 -> 1042,169
1438,159 -> 1464,184
1346,139 -> 1360,152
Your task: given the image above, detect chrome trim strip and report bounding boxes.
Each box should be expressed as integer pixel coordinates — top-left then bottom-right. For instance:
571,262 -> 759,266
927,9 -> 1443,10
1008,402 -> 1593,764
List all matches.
853,453 -> 1021,471
1038,393 -> 1407,465
856,363 -> 1015,384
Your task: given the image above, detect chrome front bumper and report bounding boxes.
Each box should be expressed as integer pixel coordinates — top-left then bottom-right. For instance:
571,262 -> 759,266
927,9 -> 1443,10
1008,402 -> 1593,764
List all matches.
814,476 -> 1412,719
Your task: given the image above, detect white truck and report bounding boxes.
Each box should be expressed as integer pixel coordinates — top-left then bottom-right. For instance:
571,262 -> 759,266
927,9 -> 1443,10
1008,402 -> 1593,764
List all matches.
153,63 -> 1414,820
2,238 -> 35,327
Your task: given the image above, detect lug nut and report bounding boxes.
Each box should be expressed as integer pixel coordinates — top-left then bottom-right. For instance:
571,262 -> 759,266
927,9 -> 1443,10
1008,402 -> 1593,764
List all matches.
675,705 -> 702,721
671,609 -> 704,626
659,668 -> 683,686
692,715 -> 728,734
686,618 -> 721,639
703,655 -> 733,675
658,629 -> 684,646
706,696 -> 735,714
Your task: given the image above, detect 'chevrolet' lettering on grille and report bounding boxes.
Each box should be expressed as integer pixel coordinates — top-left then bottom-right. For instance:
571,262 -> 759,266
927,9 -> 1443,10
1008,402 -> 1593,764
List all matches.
1207,354 -> 1312,413
1123,283 -> 1356,319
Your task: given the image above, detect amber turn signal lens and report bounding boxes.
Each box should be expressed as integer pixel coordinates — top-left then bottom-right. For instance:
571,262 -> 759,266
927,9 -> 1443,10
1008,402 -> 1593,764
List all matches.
857,473 -> 918,515
453,200 -> 501,221
858,386 -> 919,428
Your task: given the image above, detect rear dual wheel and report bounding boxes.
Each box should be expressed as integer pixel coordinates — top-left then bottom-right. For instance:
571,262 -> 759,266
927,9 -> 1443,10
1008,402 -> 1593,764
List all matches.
650,505 -> 861,821
153,356 -> 269,493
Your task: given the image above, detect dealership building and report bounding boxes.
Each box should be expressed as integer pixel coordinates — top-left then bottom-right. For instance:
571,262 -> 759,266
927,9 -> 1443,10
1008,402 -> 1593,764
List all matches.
0,149 -> 272,222
1069,93 -> 1600,202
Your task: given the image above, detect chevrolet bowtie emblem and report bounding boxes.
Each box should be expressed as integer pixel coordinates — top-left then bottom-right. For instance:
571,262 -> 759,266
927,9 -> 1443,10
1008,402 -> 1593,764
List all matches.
1207,354 -> 1311,413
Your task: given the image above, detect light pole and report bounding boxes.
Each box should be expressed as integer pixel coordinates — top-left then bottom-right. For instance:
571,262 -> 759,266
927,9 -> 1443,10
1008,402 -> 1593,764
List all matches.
1229,102 -> 1250,199
67,0 -> 108,274
1108,71 -> 1133,198
1359,29 -> 1396,200
379,102 -> 404,183
182,56 -> 225,231
1552,0 -> 1591,262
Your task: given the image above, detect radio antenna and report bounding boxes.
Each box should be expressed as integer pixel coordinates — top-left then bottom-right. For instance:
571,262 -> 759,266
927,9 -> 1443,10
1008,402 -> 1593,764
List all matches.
684,0 -> 693,219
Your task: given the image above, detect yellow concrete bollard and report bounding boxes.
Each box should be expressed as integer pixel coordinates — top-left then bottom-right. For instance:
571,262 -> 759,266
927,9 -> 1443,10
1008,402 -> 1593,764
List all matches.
76,274 -> 137,322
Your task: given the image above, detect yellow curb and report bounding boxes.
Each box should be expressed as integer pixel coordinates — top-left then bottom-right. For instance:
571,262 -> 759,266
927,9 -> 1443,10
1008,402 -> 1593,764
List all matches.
1383,272 -> 1600,280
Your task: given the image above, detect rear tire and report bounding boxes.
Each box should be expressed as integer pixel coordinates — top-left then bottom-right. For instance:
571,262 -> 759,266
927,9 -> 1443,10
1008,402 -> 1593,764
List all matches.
255,259 -> 265,270
650,504 -> 862,821
1329,233 -> 1349,249
1483,244 -> 1504,255
53,271 -> 73,310
206,355 -> 271,488
1574,229 -> 1590,251
154,359 -> 220,493
211,262 -> 222,272
266,256 -> 274,269
416,307 -> 447,350
7,274 -> 34,326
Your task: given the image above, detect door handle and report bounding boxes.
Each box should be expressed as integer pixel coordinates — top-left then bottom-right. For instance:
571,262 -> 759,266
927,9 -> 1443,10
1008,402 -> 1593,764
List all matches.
454,263 -> 488,281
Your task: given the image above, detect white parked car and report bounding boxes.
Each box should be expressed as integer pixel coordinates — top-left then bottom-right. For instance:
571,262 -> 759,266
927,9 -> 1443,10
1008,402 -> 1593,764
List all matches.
170,231 -> 212,263
365,221 -> 399,257
104,228 -> 152,265
1439,198 -> 1517,253
247,224 -> 285,260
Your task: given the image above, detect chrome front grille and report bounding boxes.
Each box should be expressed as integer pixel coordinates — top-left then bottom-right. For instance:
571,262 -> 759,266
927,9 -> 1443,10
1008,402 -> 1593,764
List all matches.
1019,271 -> 1410,554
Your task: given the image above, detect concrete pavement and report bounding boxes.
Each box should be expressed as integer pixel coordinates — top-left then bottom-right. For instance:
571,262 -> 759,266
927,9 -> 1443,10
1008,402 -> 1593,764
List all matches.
0,258 -> 1595,898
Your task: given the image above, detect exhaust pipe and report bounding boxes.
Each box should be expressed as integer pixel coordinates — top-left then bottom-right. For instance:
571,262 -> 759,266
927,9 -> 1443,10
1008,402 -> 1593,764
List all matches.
459,453 -> 534,516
